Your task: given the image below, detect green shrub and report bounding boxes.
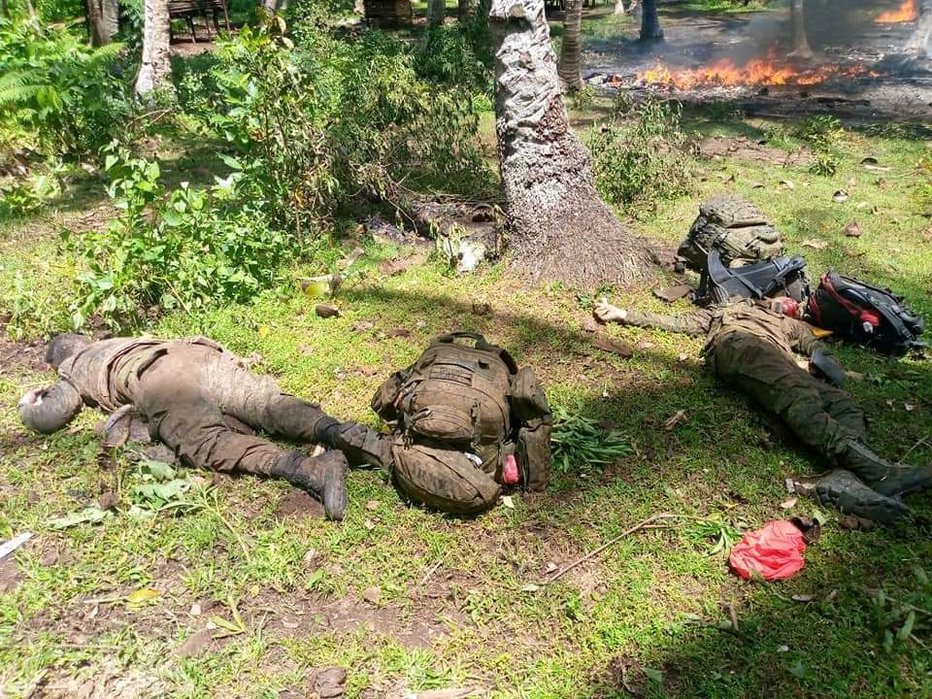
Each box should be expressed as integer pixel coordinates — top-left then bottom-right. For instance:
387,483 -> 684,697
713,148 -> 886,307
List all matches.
203,18 -> 493,232
64,144 -> 286,330
414,19 -> 493,92
0,17 -> 131,160
588,98 -> 696,215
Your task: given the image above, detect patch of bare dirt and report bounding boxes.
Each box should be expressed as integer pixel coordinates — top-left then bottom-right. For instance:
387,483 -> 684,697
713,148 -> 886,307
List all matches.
0,336 -> 48,375
699,135 -> 814,166
275,489 -> 326,520
0,558 -> 23,593
35,661 -> 165,699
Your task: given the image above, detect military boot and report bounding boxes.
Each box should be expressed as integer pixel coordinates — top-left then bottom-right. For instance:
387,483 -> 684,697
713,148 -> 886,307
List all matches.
809,470 -> 910,524
274,450 -> 348,521
327,422 -> 391,470
840,441 -> 932,497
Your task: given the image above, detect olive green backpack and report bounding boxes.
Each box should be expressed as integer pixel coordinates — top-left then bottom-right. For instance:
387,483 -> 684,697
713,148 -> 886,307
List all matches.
372,332 -> 552,514
678,195 -> 783,272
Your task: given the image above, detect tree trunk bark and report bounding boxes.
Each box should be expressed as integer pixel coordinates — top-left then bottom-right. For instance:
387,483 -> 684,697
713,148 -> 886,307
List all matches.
788,0 -> 813,59
427,0 -> 445,26
613,0 -> 625,15
458,0 -> 471,20
907,0 -> 932,58
488,0 -> 654,288
557,0 -> 583,92
135,0 -> 173,97
639,0 -> 662,42
87,0 -> 119,46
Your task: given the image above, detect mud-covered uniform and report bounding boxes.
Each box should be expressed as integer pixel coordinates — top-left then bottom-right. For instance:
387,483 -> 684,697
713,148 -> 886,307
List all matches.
19,336 -> 383,478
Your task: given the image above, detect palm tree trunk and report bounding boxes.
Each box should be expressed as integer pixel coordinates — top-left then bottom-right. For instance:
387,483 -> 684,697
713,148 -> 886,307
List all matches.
135,0 -> 173,97
908,0 -> 932,58
788,0 -> 813,58
557,0 -> 583,92
639,0 -> 662,41
87,0 -> 119,46
458,0 -> 471,20
427,0 -> 445,26
488,0 -> 655,288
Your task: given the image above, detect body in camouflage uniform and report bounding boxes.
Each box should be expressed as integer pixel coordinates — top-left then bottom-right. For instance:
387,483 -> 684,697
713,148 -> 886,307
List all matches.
18,335 -> 388,520
594,300 -> 932,523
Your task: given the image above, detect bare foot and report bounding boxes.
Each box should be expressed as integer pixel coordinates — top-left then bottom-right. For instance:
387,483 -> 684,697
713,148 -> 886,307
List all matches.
593,298 -> 628,324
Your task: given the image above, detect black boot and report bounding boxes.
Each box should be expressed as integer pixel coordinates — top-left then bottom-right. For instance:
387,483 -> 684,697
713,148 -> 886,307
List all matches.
324,422 -> 391,469
275,450 -> 348,520
840,441 -> 932,496
808,469 -> 910,524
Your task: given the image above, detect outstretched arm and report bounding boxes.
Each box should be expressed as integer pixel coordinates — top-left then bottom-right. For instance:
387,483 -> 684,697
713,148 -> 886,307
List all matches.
594,298 -> 713,336
18,381 -> 84,434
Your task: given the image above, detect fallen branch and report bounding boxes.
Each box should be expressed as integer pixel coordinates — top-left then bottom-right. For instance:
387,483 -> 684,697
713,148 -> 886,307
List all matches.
546,512 -> 679,583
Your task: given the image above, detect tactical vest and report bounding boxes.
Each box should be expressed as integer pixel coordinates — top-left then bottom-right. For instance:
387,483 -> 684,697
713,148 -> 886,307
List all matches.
372,332 -> 552,514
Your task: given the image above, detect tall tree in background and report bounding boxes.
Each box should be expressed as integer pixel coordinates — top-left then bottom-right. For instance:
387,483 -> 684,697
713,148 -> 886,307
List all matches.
135,0 -> 172,97
907,0 -> 931,58
427,0 -> 445,26
788,0 -> 813,58
87,0 -> 119,46
458,0 -> 472,20
639,0 -> 662,41
488,0 -> 655,287
557,0 -> 583,92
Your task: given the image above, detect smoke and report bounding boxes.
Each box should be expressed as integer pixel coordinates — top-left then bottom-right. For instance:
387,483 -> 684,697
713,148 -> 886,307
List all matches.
636,0 -> 922,68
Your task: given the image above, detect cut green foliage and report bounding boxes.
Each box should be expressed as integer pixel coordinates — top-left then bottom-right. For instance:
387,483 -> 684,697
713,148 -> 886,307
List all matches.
683,513 -> 744,556
129,459 -> 201,515
589,98 -> 696,215
46,506 -> 110,529
550,405 -> 632,473
871,567 -> 931,654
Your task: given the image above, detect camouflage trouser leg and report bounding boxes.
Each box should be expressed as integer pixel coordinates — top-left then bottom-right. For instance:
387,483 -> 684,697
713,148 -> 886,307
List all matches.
196,352 -> 340,443
137,365 -> 294,476
709,331 -> 866,463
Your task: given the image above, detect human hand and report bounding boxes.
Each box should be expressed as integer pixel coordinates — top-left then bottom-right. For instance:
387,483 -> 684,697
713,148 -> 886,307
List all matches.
593,297 -> 628,324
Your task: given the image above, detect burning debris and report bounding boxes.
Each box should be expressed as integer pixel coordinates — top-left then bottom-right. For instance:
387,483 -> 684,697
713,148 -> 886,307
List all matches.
590,51 -> 881,91
875,0 -> 918,24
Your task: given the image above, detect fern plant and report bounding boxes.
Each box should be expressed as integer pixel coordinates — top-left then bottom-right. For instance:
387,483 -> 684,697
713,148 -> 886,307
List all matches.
0,17 -> 130,158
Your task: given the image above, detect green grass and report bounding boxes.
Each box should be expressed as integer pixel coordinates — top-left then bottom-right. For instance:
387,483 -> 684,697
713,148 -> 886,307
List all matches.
2,102 -> 932,698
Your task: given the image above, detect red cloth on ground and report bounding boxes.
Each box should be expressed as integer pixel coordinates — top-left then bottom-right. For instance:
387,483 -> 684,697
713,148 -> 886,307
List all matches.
728,520 -> 807,581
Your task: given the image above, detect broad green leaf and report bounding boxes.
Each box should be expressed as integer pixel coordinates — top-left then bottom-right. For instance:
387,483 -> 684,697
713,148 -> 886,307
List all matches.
47,507 -> 107,529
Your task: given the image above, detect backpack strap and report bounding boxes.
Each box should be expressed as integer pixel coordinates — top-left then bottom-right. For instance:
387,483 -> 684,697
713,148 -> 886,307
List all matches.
434,332 -> 519,374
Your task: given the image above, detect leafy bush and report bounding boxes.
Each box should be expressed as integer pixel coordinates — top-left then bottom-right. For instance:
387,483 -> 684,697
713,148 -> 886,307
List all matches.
0,17 -> 130,160
588,98 -> 696,215
203,18 -> 492,232
64,144 -> 285,330
414,19 -> 494,92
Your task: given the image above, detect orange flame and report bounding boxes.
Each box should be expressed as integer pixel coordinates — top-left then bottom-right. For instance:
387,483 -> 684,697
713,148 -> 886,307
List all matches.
875,0 -> 917,23
636,51 -> 870,89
